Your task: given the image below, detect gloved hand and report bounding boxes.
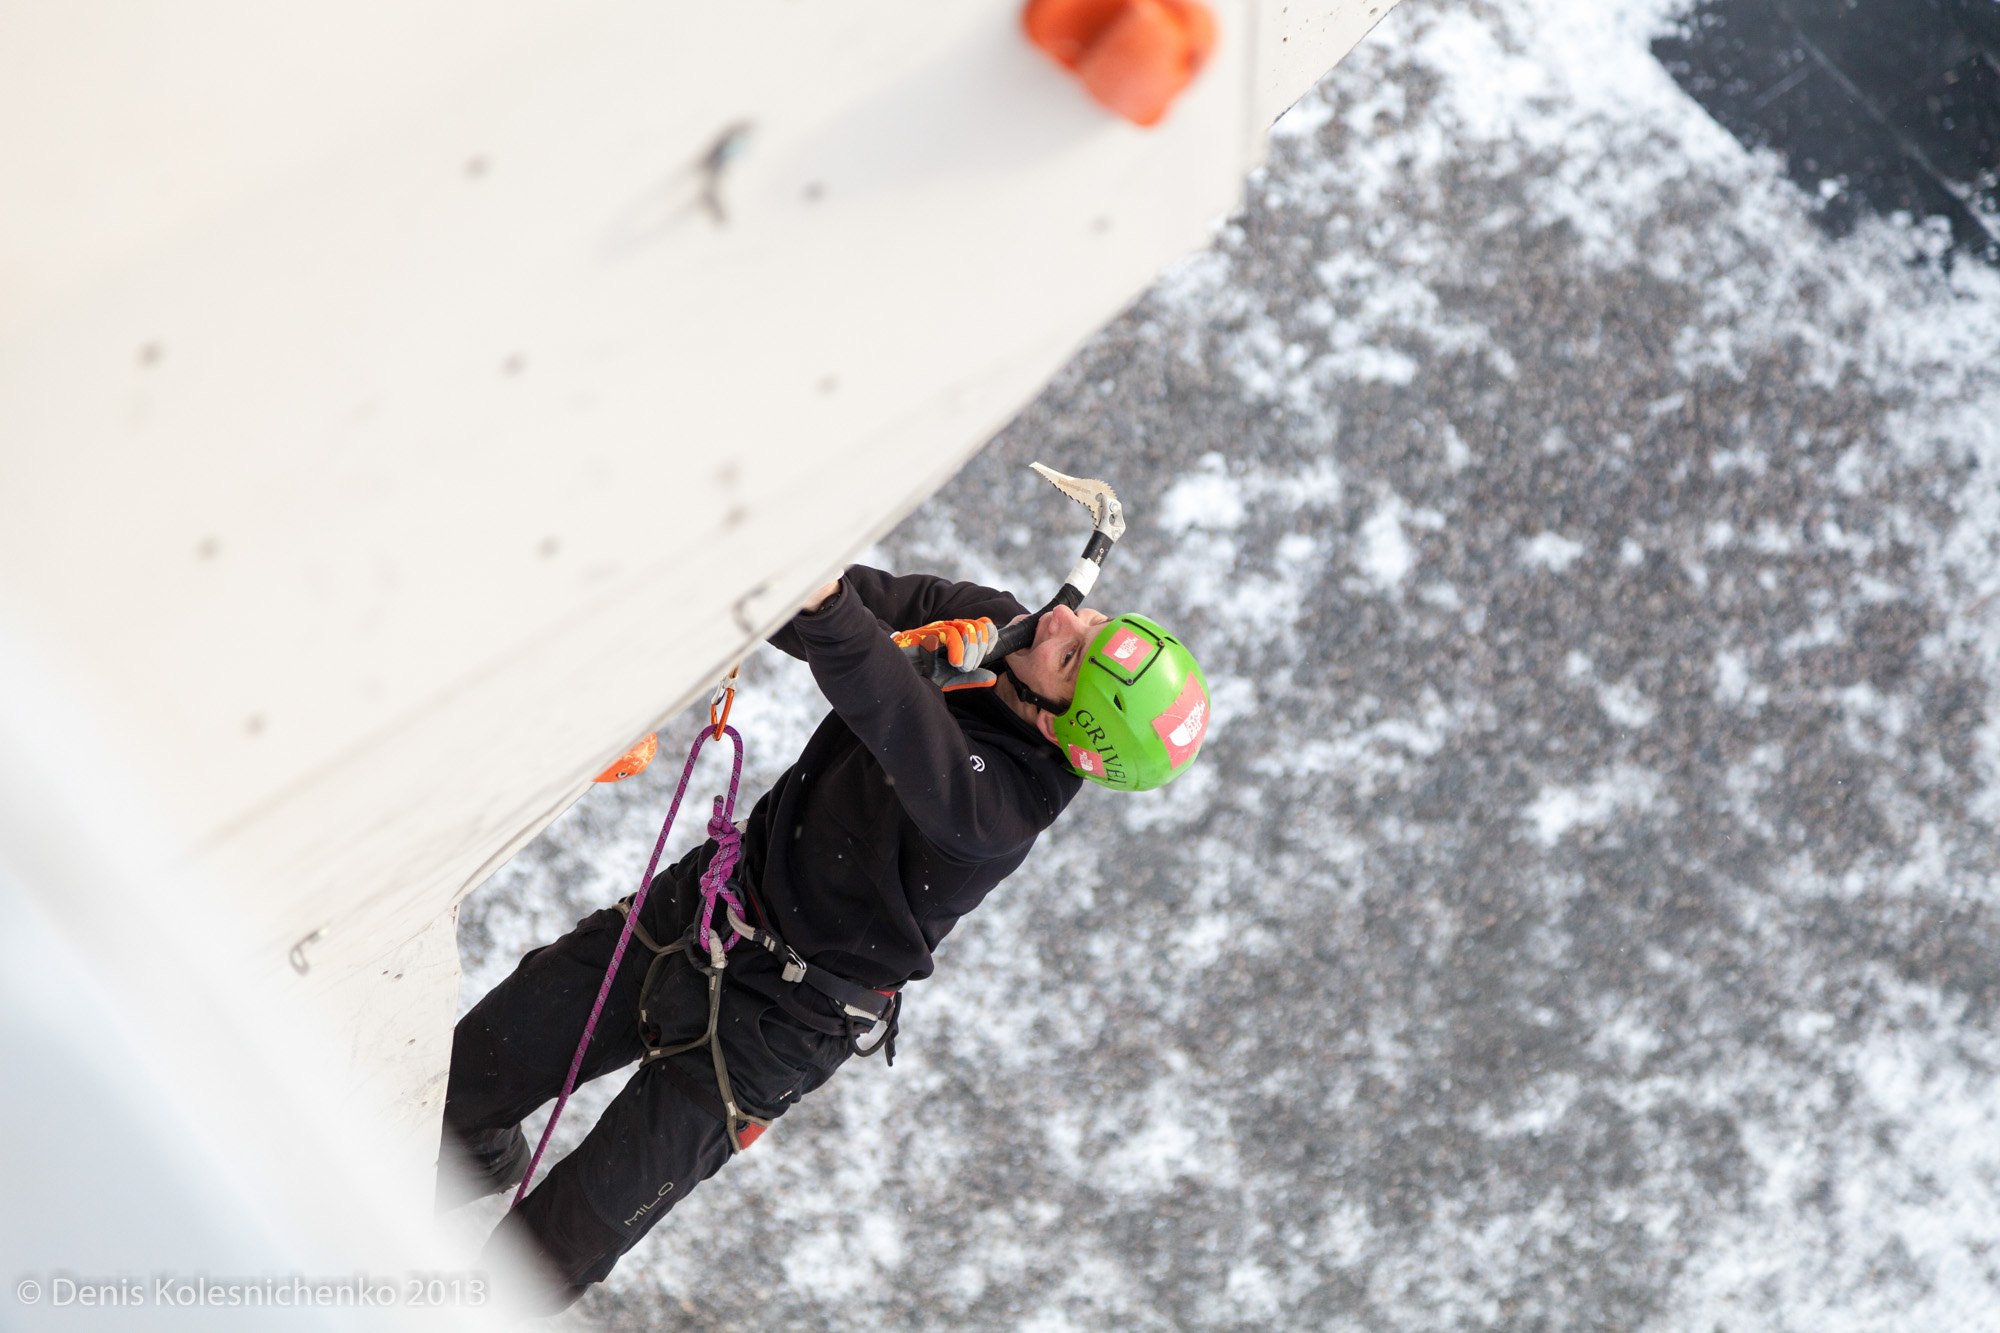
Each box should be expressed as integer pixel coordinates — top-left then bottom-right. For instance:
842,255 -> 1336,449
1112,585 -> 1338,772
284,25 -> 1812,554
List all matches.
892,617 -> 1000,693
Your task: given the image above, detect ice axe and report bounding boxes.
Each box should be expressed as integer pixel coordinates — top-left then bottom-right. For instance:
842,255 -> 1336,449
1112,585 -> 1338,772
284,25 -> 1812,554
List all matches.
893,463 -> 1124,684
986,462 -> 1126,661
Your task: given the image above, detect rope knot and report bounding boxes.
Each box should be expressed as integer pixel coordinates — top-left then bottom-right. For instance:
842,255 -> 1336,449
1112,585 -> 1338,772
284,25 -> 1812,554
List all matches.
705,796 -> 741,852
697,794 -> 746,954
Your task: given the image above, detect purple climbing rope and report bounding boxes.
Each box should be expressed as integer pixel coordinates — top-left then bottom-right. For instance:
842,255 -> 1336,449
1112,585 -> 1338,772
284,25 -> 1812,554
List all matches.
512,722 -> 747,1207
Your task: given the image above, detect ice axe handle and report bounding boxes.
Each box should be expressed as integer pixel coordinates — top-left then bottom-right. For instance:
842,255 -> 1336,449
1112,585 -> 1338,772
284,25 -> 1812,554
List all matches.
988,610 -> 1043,664
989,529 -> 1115,660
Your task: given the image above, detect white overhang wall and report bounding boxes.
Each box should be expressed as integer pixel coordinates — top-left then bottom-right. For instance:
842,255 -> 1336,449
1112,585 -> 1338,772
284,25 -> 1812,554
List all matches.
0,0 -> 1400,1243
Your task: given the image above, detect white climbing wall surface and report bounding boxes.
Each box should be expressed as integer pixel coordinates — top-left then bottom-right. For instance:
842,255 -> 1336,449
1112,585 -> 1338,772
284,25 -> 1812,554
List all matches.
0,0 -> 1401,1245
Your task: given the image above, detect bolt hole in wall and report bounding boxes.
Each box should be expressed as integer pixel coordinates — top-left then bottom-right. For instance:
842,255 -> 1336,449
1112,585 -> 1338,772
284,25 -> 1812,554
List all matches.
1654,0 -> 2000,264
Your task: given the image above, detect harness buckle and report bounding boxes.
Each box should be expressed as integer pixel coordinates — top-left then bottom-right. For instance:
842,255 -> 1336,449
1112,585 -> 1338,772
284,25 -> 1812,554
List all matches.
781,948 -> 807,984
847,993 -> 900,1061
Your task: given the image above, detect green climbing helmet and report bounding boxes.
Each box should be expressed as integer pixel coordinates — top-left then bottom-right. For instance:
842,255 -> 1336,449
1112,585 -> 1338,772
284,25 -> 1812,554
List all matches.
1051,614 -> 1210,791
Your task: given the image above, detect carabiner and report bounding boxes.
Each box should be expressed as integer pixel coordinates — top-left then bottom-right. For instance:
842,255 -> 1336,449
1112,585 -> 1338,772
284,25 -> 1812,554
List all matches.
708,664 -> 741,741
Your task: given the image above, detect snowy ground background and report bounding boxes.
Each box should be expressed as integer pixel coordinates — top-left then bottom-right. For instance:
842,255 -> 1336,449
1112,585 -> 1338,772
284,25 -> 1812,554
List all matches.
455,0 -> 2000,1327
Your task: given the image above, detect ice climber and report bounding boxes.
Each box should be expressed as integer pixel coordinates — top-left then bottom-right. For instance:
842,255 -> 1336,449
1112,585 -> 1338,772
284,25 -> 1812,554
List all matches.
437,564 -> 1211,1312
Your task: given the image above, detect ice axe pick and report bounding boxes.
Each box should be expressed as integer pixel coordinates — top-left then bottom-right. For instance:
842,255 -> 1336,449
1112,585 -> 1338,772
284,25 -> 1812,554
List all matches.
986,462 -> 1126,661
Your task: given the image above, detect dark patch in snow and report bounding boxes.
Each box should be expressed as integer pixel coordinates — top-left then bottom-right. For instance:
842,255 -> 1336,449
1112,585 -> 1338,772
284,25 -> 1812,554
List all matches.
1655,0 -> 2000,263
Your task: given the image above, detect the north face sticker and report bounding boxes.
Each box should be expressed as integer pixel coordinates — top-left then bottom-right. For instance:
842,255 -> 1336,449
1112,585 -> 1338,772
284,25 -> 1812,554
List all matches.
1067,744 -> 1104,777
1101,627 -> 1156,673
1152,674 -> 1209,769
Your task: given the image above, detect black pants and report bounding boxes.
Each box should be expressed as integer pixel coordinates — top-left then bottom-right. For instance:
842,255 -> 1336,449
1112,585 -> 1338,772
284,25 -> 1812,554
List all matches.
440,854 -> 851,1312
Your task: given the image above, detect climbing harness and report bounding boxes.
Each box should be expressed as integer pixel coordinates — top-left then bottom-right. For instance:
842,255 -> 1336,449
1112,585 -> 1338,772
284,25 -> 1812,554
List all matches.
611,891 -> 900,1155
515,664 -> 899,1202
714,904 -> 900,1062
513,713 -> 747,1204
614,866 -> 901,1153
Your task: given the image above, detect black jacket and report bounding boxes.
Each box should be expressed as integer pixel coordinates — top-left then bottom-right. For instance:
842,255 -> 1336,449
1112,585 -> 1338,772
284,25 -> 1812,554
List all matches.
737,565 -> 1082,989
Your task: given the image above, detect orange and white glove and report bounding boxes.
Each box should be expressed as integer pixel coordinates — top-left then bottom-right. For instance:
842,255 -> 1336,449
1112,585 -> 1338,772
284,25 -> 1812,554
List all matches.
892,616 -> 1000,692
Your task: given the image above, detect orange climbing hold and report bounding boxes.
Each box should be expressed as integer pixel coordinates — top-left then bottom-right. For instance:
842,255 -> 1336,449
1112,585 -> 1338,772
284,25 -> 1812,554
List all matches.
594,732 -> 659,783
1023,0 -> 1217,127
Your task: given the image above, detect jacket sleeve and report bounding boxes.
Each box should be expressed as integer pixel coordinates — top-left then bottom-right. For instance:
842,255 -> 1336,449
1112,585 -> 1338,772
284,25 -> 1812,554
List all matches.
766,564 -> 1023,660
779,568 -> 1044,860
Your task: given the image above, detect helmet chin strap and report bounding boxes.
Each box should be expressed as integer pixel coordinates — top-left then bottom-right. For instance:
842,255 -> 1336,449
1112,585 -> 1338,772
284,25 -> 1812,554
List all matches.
997,657 -> 1072,718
